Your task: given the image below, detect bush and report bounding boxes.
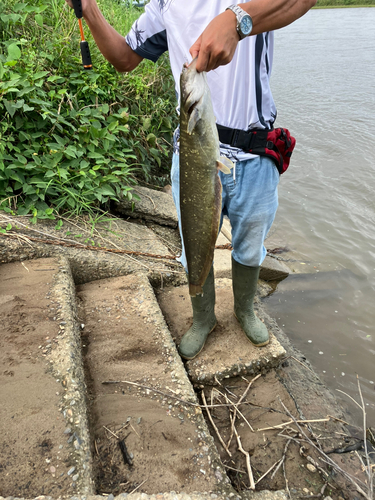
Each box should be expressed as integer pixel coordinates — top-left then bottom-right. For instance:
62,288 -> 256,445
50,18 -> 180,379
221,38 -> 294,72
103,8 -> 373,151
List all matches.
0,0 -> 177,221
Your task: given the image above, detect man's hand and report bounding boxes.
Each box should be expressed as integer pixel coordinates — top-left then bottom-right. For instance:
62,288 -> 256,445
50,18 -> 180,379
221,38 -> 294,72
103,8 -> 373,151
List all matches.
190,9 -> 239,73
190,0 -> 317,73
64,0 -> 143,72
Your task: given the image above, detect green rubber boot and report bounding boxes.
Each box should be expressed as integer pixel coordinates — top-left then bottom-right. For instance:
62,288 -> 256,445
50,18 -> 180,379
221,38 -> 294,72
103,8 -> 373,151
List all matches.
178,266 -> 217,360
232,257 -> 269,347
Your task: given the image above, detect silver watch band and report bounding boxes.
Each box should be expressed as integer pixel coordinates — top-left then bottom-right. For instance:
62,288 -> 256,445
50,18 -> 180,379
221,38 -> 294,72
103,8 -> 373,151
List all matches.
226,4 -> 252,40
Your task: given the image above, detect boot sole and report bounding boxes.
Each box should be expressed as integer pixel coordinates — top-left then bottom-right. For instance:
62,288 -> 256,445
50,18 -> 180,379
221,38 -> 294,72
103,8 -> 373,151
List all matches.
179,322 -> 217,361
234,313 -> 270,347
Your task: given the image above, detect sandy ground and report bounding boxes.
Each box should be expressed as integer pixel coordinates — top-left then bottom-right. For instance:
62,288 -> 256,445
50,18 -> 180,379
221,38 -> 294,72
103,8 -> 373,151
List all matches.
76,275 -> 220,495
0,260 -> 74,498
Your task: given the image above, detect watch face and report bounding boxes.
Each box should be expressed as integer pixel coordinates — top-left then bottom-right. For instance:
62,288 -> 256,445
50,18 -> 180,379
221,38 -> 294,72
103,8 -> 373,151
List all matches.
240,15 -> 253,36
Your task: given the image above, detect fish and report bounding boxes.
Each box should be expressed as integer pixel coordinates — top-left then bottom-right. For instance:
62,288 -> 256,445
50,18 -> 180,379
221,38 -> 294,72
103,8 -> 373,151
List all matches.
179,59 -> 233,297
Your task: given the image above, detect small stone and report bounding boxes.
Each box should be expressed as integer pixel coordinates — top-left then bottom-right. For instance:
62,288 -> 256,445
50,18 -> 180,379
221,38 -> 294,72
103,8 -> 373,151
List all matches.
306,463 -> 317,473
72,473 -> 79,481
67,466 -> 75,476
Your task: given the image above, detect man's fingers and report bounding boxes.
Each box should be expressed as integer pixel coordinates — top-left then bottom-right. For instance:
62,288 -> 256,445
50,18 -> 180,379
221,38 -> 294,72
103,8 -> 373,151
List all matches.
195,50 -> 210,73
189,36 -> 201,60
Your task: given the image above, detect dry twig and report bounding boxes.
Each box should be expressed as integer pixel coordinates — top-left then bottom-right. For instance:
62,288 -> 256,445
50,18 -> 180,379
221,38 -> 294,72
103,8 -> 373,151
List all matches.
254,458 -> 282,485
258,417 -> 331,432
129,478 -> 148,494
103,425 -> 120,440
278,398 -> 372,500
201,391 -> 232,457
232,420 -> 255,490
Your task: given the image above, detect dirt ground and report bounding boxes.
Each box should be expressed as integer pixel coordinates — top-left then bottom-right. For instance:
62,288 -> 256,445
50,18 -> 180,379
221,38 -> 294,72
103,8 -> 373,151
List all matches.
0,260 -> 74,498
157,283 -> 367,499
199,373 -> 362,497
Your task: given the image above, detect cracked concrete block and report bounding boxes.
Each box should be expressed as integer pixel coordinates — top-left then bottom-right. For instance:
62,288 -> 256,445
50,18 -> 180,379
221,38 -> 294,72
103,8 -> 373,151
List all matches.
158,278 -> 286,385
114,186 -> 178,227
259,256 -> 290,282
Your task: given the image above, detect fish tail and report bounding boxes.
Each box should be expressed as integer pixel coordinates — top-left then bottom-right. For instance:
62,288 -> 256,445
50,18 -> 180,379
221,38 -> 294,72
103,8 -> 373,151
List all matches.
189,283 -> 204,297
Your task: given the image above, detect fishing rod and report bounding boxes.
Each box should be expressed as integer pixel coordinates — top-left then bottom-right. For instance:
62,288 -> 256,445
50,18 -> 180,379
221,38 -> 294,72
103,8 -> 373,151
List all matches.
71,0 -> 92,69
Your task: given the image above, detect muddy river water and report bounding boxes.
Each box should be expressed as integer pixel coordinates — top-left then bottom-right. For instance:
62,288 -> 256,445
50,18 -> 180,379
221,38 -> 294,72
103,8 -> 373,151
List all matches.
263,7 -> 375,426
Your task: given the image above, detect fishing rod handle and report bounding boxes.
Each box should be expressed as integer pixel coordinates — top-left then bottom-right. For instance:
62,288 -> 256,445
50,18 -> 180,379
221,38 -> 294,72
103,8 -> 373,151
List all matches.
80,41 -> 92,69
71,0 -> 82,19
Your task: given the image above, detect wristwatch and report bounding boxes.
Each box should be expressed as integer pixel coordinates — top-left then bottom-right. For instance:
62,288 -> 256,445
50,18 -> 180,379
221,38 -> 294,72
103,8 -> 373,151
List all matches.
226,4 -> 253,40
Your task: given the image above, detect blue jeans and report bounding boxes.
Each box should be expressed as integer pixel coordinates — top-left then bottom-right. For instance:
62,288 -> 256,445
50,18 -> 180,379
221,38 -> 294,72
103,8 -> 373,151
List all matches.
171,153 -> 279,269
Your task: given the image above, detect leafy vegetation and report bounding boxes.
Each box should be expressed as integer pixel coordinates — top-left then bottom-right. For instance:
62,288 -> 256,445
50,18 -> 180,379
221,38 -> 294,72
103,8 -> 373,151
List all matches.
0,0 -> 177,221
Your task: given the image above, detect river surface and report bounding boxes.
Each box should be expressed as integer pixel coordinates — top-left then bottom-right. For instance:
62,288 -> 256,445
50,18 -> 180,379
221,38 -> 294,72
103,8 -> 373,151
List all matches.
265,7 -> 375,426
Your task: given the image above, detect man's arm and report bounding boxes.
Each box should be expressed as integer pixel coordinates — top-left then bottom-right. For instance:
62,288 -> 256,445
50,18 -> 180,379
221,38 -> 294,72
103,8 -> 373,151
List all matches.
191,0 -> 317,73
66,0 -> 143,72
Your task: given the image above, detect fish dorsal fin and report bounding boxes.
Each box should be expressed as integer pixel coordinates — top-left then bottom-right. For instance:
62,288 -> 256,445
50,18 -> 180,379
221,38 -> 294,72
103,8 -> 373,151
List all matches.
217,156 -> 234,174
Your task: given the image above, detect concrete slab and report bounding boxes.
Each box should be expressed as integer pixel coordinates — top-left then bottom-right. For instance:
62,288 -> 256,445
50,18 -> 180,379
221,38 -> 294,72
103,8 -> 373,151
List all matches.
214,219 -> 290,283
258,256 -> 290,282
114,186 -> 178,227
213,248 -> 232,279
0,257 -> 93,497
157,278 -> 286,386
76,273 -> 232,496
0,215 -> 182,286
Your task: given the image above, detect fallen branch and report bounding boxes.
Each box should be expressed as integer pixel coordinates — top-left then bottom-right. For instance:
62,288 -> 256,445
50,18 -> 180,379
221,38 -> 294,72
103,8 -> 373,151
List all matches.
254,458 -> 282,485
232,420 -> 255,490
102,379 -> 265,410
201,390 -> 232,458
258,417 -> 331,432
272,439 -> 291,482
103,425 -> 120,439
3,232 -> 178,260
129,478 -> 147,494
278,398 -> 372,500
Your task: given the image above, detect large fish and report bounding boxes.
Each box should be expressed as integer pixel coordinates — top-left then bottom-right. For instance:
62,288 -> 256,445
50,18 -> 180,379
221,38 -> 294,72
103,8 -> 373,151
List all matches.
179,59 -> 233,296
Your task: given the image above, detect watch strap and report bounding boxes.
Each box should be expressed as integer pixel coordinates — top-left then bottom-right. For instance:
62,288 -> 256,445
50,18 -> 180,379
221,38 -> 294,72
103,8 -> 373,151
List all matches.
226,4 -> 252,40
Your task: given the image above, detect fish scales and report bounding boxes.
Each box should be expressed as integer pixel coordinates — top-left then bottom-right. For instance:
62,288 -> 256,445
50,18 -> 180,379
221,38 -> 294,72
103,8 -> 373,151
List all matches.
179,59 -> 232,297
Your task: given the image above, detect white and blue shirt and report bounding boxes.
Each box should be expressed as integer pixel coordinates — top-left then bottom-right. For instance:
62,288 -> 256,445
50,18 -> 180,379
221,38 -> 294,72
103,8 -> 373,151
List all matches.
126,0 -> 277,161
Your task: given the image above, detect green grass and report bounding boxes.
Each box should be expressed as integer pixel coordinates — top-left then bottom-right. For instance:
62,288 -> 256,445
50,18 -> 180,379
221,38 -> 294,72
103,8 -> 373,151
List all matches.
0,0 -> 177,222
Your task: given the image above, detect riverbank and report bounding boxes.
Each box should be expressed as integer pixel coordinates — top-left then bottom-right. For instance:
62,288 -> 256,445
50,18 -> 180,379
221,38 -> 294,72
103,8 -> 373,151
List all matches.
0,189 -> 373,499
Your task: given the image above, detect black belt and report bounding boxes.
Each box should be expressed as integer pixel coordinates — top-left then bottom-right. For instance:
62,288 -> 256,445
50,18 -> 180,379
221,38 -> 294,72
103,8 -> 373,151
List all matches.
216,124 -> 272,151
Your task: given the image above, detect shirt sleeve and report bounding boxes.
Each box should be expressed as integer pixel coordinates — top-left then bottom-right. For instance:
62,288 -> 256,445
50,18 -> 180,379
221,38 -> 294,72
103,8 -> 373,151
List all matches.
126,1 -> 168,62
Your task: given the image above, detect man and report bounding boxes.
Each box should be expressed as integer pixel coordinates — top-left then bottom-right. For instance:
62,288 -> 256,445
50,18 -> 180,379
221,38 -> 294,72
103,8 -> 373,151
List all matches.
66,0 -> 316,360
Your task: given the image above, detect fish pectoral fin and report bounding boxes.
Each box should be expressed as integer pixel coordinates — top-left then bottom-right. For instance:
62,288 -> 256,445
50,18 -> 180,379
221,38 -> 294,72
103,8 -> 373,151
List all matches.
187,105 -> 203,135
217,157 -> 234,174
